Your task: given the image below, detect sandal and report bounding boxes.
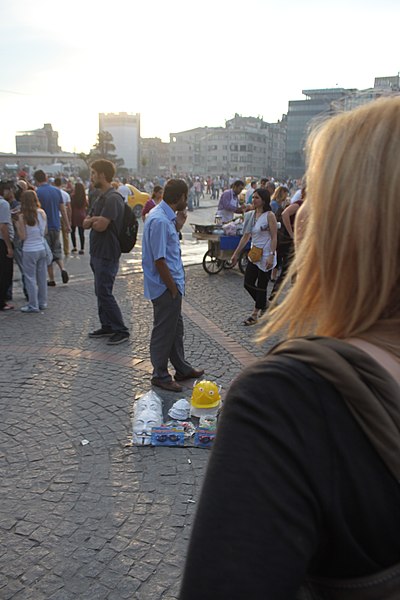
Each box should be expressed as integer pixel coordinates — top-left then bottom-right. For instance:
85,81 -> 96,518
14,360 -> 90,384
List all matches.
1,303 -> 14,311
243,316 -> 258,326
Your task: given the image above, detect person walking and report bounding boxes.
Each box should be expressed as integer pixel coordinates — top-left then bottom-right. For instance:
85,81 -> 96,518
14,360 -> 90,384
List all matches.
14,190 -> 48,313
231,188 -> 277,325
34,170 -> 70,286
83,160 -> 130,346
53,177 -> 71,257
70,182 -> 88,254
142,178 -> 204,392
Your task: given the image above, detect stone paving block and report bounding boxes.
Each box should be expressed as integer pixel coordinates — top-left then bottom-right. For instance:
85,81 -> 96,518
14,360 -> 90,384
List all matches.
0,263 -> 267,599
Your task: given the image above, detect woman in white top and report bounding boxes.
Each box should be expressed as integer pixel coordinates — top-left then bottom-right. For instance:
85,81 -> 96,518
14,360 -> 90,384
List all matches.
15,191 -> 48,313
231,188 -> 277,325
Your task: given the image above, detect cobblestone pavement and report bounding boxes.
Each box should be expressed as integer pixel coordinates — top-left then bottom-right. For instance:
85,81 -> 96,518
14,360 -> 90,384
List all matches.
0,222 -> 280,599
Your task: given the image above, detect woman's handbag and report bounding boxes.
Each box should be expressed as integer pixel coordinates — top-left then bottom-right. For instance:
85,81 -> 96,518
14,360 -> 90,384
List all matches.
43,238 -> 53,266
247,245 -> 263,263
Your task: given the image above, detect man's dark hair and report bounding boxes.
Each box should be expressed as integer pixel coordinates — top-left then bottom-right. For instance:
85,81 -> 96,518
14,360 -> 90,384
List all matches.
91,159 -> 116,183
260,177 -> 268,185
251,180 -> 257,186
163,179 -> 188,204
34,170 -> 47,183
54,177 -> 62,187
232,180 -> 244,188
0,180 -> 15,195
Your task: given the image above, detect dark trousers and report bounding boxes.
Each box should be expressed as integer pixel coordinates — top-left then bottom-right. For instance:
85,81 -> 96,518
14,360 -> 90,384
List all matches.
90,255 -> 128,333
270,241 -> 294,300
244,260 -> 270,310
71,226 -> 85,250
0,240 -> 14,309
150,290 -> 192,381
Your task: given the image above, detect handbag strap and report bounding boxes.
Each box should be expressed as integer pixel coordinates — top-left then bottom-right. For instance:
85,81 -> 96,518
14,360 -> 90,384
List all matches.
268,336 -> 400,482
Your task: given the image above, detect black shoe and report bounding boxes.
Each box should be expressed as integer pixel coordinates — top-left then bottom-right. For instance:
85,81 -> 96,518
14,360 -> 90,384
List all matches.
78,250 -> 84,255
47,281 -> 56,287
61,269 -> 69,284
107,332 -> 130,345
88,328 -> 113,338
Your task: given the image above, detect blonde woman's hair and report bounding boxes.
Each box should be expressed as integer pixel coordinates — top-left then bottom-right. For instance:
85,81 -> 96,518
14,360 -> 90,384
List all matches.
258,96 -> 400,356
271,185 -> 288,203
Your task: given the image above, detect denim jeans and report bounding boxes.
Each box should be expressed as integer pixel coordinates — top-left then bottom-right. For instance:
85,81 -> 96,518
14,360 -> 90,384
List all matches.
90,255 -> 128,333
22,249 -> 47,310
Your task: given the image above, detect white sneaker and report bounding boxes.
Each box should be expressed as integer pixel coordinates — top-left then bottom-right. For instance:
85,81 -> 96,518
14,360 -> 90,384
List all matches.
20,305 -> 40,313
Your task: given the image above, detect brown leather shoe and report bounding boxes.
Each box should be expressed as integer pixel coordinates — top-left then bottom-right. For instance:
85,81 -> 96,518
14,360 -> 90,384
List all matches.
174,368 -> 205,382
151,378 -> 183,393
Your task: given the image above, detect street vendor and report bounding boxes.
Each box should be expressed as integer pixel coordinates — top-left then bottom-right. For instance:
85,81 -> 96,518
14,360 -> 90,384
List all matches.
215,180 -> 245,223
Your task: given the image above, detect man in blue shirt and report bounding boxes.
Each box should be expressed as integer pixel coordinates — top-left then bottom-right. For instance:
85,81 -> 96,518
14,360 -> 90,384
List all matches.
34,170 -> 70,286
142,179 -> 204,392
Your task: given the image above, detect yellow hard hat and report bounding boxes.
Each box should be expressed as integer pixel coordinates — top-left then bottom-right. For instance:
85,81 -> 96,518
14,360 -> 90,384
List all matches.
191,380 -> 221,409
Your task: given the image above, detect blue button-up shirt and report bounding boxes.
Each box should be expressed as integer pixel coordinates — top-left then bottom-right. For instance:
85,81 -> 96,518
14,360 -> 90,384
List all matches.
142,200 -> 185,300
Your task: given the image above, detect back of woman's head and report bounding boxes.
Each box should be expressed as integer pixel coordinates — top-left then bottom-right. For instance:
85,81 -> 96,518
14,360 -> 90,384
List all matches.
271,186 -> 288,202
254,187 -> 271,212
72,182 -> 86,209
21,190 -> 40,226
259,96 -> 400,351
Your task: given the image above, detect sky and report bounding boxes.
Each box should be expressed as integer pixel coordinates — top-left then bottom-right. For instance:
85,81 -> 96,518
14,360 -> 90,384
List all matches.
0,0 -> 399,154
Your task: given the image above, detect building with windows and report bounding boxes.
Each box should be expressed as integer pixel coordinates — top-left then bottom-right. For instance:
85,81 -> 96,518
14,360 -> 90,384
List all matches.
286,88 -> 355,179
99,112 -> 140,172
16,123 -> 61,154
285,75 -> 400,178
140,137 -> 170,178
169,114 -> 287,179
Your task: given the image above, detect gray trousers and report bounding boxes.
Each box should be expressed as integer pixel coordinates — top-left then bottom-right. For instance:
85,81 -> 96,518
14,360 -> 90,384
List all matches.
150,290 -> 192,381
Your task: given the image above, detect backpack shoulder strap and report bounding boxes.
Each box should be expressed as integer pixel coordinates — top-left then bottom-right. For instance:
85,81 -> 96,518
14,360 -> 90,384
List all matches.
268,336 -> 400,482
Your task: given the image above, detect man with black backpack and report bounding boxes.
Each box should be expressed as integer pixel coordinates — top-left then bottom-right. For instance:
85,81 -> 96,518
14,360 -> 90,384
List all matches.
83,159 -> 130,345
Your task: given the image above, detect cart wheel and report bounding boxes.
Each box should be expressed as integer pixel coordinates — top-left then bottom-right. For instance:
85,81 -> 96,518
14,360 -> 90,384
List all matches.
202,250 -> 224,274
238,249 -> 249,274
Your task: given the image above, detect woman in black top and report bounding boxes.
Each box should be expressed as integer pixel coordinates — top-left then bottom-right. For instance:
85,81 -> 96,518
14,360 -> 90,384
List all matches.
180,97 -> 400,599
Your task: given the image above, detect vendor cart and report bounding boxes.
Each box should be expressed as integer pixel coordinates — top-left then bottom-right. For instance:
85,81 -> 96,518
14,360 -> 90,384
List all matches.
191,224 -> 250,275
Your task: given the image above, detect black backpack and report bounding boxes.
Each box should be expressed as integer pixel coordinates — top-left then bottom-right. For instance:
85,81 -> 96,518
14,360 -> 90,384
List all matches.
118,202 -> 139,253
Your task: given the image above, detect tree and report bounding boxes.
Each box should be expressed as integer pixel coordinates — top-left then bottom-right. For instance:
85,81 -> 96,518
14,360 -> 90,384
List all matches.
79,131 -> 124,170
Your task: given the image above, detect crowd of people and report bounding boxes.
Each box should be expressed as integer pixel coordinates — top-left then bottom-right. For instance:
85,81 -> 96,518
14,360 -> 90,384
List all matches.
2,97 -> 399,598
0,169 -> 299,315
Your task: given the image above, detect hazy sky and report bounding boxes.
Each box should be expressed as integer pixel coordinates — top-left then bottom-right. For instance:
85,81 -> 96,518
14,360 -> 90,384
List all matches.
0,0 -> 398,153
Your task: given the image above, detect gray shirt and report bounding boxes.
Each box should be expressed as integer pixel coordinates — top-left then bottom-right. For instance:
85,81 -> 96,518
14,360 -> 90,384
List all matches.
0,197 -> 14,242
